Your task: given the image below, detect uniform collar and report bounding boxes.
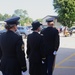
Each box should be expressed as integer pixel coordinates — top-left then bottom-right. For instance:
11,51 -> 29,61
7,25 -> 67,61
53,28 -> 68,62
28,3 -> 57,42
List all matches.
47,26 -> 53,28
33,31 -> 40,34
7,30 -> 15,33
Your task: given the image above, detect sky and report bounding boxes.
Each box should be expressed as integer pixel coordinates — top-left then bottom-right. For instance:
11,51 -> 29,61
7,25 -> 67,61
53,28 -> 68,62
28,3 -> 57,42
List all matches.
0,0 -> 57,20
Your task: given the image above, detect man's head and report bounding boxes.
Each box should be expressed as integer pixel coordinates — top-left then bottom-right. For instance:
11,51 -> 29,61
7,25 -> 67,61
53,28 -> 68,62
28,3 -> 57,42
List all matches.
46,18 -> 54,27
4,16 -> 20,31
31,20 -> 42,32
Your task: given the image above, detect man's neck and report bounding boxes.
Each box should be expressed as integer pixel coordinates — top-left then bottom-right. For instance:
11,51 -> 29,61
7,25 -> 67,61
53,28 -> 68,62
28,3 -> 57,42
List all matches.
9,28 -> 15,32
48,25 -> 53,27
33,30 -> 39,33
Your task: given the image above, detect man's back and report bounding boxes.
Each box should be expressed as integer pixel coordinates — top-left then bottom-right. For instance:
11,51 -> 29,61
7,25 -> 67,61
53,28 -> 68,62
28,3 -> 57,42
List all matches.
41,27 -> 59,55
0,30 -> 20,58
27,32 -> 42,63
0,30 -> 27,75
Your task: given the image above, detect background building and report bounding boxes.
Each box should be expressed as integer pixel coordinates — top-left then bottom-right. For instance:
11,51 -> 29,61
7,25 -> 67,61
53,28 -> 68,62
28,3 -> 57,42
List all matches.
42,15 -> 62,28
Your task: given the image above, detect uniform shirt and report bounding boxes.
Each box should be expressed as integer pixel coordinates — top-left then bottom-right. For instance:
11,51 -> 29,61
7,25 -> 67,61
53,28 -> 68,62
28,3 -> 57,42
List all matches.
0,30 -> 27,72
41,27 -> 60,56
27,32 -> 45,63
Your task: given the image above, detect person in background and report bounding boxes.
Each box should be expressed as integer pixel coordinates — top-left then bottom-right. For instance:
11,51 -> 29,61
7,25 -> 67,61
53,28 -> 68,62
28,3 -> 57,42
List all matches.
27,21 -> 46,75
41,18 -> 60,75
0,16 -> 27,75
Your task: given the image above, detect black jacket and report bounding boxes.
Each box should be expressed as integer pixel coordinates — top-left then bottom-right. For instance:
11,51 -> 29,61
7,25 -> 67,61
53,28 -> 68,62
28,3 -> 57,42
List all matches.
0,30 -> 27,75
41,27 -> 60,56
27,32 -> 44,63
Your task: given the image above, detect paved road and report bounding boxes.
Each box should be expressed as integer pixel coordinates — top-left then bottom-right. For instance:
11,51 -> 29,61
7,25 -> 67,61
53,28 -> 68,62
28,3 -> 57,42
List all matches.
53,33 -> 75,75
0,33 -> 75,75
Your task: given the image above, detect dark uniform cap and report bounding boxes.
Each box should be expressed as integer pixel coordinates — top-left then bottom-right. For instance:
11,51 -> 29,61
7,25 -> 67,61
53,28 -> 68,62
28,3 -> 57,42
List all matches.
5,16 -> 20,25
31,20 -> 42,30
46,17 -> 55,22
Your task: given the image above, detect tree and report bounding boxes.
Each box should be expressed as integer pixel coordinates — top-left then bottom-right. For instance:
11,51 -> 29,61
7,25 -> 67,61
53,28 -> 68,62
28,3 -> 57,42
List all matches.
12,9 -> 33,25
12,9 -> 27,25
3,14 -> 11,20
24,17 -> 33,25
36,18 -> 42,23
0,14 -> 3,21
53,0 -> 75,28
0,13 -> 11,21
12,9 -> 28,17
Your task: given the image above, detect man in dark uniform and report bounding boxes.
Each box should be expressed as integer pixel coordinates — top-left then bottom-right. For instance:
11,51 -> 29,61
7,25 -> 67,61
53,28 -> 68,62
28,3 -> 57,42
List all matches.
0,17 -> 27,75
41,18 -> 60,75
27,21 -> 45,75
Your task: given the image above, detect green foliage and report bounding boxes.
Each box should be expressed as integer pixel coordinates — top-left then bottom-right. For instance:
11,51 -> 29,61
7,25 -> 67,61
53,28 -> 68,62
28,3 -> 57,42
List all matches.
53,0 -> 75,28
12,9 -> 33,25
36,18 -> 42,23
0,14 -> 11,21
25,17 -> 33,25
0,9 -> 33,25
0,14 -> 3,21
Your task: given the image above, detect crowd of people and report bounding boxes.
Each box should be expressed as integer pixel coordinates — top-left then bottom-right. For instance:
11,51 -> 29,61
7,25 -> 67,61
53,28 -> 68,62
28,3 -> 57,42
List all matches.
0,16 -> 60,75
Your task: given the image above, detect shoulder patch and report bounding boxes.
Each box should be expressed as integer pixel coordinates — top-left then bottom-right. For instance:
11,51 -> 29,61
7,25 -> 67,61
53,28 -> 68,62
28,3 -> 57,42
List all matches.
21,44 -> 24,51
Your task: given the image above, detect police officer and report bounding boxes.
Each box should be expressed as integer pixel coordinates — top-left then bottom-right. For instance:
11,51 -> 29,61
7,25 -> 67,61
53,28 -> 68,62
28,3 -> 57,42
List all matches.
27,21 -> 45,75
41,18 -> 60,75
0,17 -> 27,75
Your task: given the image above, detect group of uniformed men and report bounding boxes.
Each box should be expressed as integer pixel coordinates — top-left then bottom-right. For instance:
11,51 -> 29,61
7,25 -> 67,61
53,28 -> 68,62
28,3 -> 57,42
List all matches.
0,16 -> 60,75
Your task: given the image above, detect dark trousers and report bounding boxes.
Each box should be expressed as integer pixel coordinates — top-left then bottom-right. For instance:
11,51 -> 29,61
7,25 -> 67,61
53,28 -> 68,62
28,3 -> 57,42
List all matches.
29,62 -> 42,75
2,72 -> 21,75
42,55 -> 56,75
3,73 -> 21,75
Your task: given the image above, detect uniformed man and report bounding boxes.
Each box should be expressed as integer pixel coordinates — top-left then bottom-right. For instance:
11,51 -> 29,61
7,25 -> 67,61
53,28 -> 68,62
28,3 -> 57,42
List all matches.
0,16 -> 27,75
41,18 -> 60,75
27,21 -> 45,75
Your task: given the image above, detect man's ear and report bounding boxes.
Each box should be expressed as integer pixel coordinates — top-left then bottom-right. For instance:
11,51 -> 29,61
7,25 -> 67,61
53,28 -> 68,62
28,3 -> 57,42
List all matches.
14,25 -> 17,31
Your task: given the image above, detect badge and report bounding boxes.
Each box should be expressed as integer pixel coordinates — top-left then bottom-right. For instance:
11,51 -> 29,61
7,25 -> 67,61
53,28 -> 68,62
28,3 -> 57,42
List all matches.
21,44 -> 24,51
